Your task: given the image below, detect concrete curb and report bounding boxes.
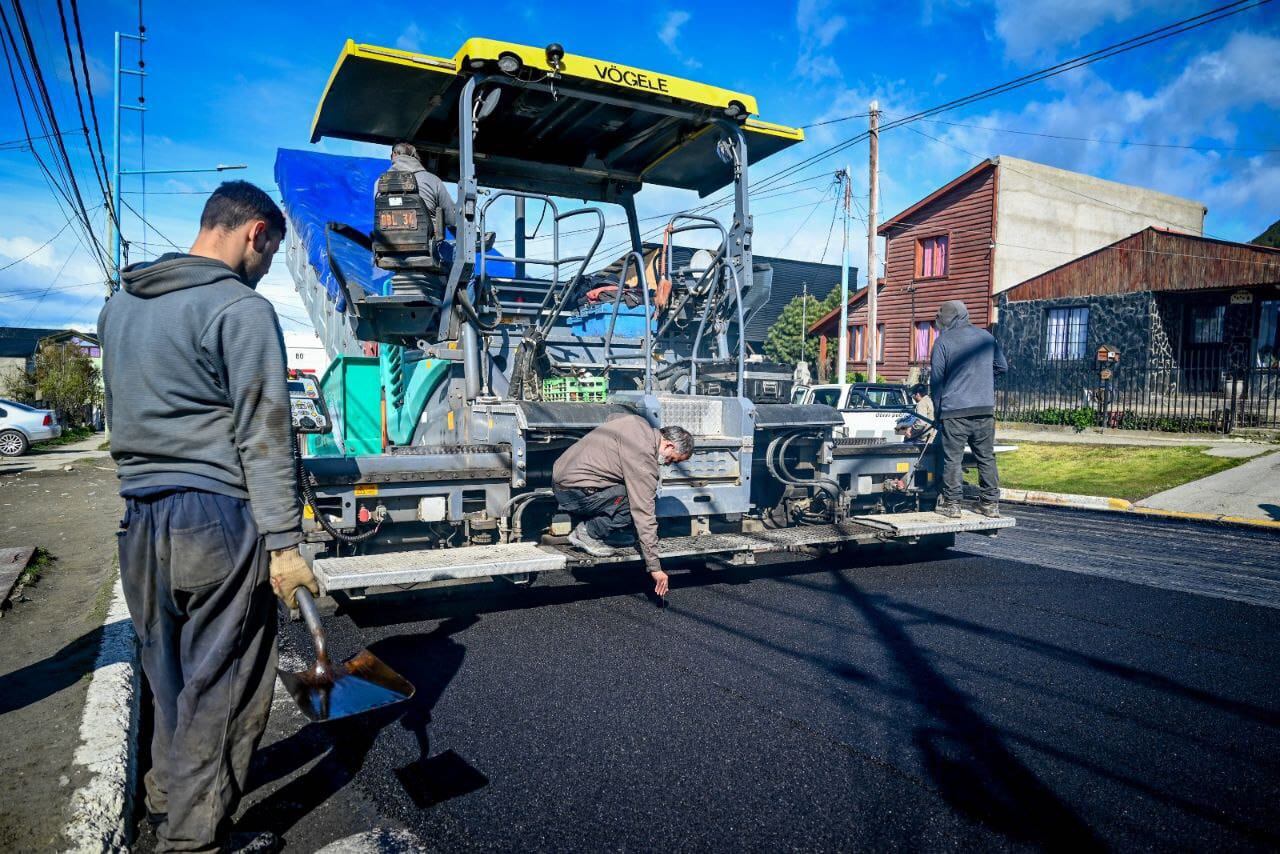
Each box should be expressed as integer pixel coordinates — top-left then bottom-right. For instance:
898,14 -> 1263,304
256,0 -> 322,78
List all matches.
998,488 -> 1280,532
62,577 -> 139,853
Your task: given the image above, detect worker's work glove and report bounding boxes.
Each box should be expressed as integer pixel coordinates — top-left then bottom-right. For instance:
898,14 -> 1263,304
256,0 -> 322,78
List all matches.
269,546 -> 320,610
649,569 -> 669,598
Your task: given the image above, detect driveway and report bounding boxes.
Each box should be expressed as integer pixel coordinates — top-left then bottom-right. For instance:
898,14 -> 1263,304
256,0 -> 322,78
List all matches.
0,433 -> 111,476
1137,449 -> 1280,522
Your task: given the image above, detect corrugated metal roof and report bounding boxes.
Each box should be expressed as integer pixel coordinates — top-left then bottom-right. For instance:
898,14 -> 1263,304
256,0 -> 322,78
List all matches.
657,245 -> 848,344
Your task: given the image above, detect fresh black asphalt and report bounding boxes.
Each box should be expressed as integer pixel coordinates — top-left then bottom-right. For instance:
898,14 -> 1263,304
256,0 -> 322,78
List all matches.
225,506 -> 1280,851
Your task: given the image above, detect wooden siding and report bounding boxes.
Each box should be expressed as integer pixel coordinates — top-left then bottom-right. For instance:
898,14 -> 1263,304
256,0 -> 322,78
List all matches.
848,164 -> 997,379
1005,228 -> 1280,302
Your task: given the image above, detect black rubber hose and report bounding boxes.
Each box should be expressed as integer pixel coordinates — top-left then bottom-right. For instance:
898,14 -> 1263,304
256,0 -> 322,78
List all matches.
295,444 -> 384,544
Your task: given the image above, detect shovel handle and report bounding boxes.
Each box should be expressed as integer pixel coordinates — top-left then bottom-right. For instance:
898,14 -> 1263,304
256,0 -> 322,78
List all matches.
295,587 -> 327,662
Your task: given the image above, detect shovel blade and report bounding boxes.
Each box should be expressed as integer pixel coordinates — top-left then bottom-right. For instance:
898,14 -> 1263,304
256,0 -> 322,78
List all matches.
279,650 -> 414,723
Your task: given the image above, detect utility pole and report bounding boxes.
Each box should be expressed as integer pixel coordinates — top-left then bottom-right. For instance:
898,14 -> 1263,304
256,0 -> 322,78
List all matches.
865,101 -> 880,381
800,281 -> 807,362
836,166 -> 852,384
110,30 -> 147,290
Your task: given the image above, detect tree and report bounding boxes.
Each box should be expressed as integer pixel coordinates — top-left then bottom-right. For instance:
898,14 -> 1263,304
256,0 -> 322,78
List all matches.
1,342 -> 102,427
1253,219 -> 1280,249
762,287 -> 845,375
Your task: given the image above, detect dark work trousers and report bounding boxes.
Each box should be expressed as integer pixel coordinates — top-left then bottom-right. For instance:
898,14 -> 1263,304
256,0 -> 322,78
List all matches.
553,484 -> 633,540
940,415 -> 1000,505
118,491 -> 277,853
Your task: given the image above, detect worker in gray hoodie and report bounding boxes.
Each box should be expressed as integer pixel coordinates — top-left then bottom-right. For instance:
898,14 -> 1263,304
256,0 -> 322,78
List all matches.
99,181 -> 317,853
384,141 -> 458,234
929,300 -> 1008,518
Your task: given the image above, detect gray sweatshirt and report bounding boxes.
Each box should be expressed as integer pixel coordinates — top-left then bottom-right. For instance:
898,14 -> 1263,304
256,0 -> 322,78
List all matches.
99,253 -> 302,550
552,414 -> 663,573
387,154 -> 458,231
929,300 -> 1008,419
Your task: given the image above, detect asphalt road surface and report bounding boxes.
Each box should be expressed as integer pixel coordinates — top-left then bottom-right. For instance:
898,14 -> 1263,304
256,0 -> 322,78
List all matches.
190,506 -> 1279,851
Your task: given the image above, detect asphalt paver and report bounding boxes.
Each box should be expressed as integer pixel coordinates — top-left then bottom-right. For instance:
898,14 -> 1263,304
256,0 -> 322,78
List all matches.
217,506 -> 1280,851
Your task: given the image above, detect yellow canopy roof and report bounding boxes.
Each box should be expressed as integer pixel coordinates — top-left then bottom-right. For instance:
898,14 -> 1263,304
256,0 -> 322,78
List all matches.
309,39 -> 804,199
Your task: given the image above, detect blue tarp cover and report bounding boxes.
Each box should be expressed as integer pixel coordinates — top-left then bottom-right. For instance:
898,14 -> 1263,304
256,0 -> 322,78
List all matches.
274,148 -> 514,313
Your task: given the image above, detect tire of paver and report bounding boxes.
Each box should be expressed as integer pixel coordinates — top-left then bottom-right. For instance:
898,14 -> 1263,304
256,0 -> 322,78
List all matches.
0,429 -> 29,457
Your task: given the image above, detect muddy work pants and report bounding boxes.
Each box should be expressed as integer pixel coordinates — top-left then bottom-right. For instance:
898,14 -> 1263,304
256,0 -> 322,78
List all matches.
553,484 -> 633,541
118,491 -> 277,852
940,414 -> 1000,505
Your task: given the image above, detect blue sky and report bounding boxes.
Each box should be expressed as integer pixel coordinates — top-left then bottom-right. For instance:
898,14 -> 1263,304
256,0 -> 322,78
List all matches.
1,0 -> 1277,333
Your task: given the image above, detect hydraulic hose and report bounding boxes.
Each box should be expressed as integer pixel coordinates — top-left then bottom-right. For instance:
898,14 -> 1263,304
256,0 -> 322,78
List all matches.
294,444 -> 385,544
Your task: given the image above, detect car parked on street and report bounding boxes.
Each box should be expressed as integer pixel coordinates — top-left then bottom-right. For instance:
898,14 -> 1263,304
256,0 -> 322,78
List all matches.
0,398 -> 61,456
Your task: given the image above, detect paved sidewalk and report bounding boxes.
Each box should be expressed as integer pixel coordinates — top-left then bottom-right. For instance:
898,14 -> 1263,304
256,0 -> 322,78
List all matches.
0,433 -> 110,476
1137,449 -> 1280,522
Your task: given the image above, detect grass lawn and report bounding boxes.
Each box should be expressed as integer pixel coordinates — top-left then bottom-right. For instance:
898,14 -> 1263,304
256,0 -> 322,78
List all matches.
974,442 -> 1249,501
32,425 -> 94,448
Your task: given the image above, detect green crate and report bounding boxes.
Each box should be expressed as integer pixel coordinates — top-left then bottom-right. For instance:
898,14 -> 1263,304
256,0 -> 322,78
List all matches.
541,377 -> 571,402
575,376 -> 607,403
542,375 -> 607,403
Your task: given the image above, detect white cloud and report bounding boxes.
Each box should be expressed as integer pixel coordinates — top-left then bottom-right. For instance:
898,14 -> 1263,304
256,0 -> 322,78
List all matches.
396,22 -> 425,53
901,30 -> 1280,238
658,10 -> 691,51
794,0 -> 848,82
988,0 -> 1205,62
657,10 -> 703,69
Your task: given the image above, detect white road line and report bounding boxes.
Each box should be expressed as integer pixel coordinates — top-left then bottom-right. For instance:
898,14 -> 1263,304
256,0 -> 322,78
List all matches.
62,576 -> 139,853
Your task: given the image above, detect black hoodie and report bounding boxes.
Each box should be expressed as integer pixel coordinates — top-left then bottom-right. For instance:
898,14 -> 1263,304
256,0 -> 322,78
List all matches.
99,253 -> 302,550
928,300 -> 1008,419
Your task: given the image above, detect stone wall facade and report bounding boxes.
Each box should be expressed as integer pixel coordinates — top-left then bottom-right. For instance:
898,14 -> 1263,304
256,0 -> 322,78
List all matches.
996,292 -> 1156,368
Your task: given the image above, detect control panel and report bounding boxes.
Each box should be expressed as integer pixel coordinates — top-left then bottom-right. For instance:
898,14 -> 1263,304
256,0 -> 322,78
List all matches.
287,370 -> 331,434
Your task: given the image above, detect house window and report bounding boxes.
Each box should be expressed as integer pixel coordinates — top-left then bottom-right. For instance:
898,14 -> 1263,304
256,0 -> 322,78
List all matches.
1191,304 -> 1225,344
1045,306 -> 1088,360
1258,301 -> 1280,369
917,235 -> 949,278
912,321 -> 937,362
851,324 -> 885,361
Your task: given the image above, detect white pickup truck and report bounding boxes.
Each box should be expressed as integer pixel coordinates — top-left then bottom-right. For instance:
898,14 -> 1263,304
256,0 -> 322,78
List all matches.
790,383 -> 916,443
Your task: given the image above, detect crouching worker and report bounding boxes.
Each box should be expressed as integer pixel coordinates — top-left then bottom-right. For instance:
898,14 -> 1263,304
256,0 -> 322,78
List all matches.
99,181 -> 318,853
552,414 -> 694,596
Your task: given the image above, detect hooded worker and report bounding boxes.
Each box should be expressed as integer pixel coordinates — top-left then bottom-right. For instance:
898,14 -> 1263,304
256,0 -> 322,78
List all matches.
928,299 -> 1008,518
99,181 -> 316,852
383,141 -> 458,234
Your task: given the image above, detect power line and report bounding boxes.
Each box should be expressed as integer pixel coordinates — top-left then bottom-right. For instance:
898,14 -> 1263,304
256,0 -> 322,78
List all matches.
751,0 -> 1272,198
20,239 -> 78,324
0,209 -> 76,271
916,117 -> 1280,153
901,123 -> 1252,245
68,0 -> 117,230
817,199 -> 840,264
0,126 -> 83,149
0,0 -> 111,278
54,0 -> 112,226
120,197 -> 182,252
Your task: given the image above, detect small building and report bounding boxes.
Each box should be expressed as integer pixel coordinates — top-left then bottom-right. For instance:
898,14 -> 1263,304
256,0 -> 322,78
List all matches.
0,327 -> 101,390
995,228 -> 1280,427
807,155 -> 1206,380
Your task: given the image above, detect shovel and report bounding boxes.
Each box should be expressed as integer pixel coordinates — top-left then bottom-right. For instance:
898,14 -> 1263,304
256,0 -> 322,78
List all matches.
278,588 -> 415,722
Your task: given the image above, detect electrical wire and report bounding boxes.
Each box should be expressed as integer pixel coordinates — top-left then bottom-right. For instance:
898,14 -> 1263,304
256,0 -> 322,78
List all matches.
54,0 -> 112,227
68,0 -> 112,224
0,1 -> 111,278
747,0 -> 1273,200
915,117 -> 1280,153
0,209 -> 76,271
120,197 -> 181,251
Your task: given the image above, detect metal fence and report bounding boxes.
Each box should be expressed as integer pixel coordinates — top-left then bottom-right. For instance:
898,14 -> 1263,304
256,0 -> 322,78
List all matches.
994,351 -> 1280,433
